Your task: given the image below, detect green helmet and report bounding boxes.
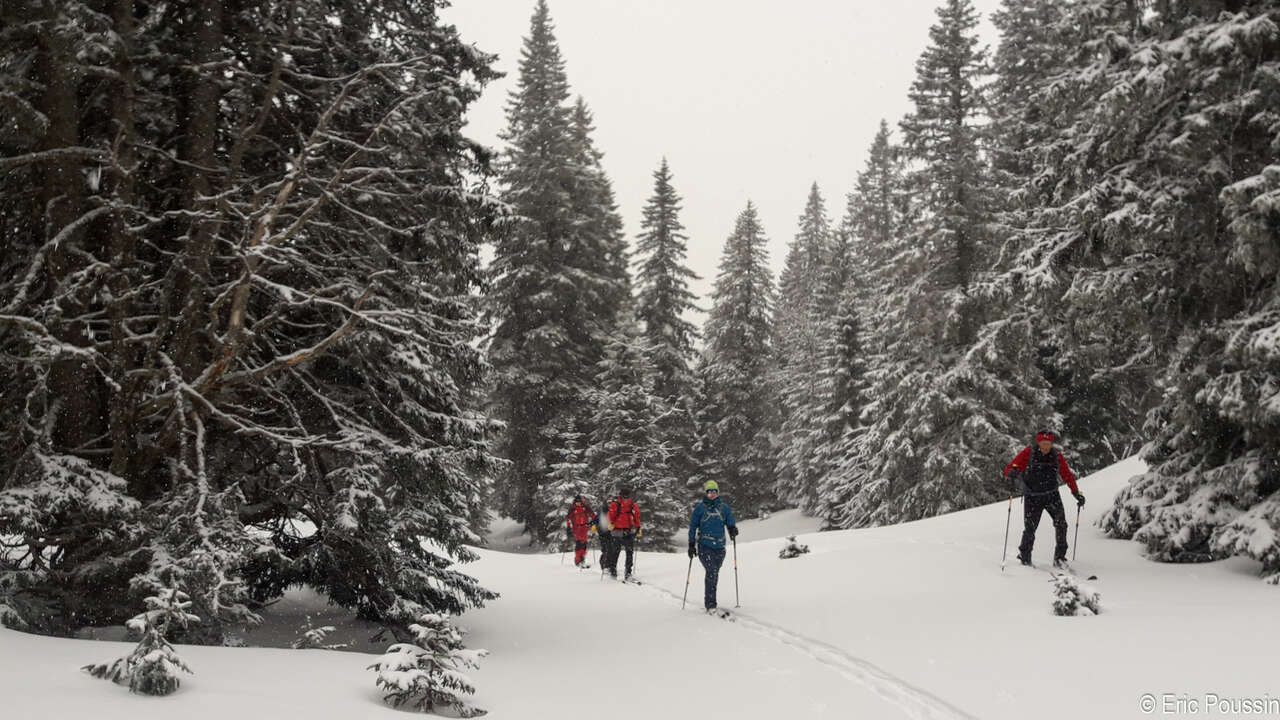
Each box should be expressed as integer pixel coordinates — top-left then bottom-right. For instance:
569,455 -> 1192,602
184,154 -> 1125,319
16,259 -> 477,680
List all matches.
703,480 -> 719,492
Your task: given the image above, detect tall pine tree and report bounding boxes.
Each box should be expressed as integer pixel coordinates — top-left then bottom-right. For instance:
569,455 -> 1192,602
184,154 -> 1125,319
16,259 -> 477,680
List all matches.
0,0 -> 501,637
697,203 -> 779,518
988,0 -> 1143,474
583,323 -> 684,548
841,0 -> 1055,526
773,184 -> 834,513
488,1 -> 627,538
1014,1 -> 1280,582
634,158 -> 701,492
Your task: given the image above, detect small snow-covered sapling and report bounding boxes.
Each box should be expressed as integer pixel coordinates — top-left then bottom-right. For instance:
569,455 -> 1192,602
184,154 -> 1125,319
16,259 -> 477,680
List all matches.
779,535 -> 811,559
292,614 -> 346,650
83,587 -> 197,696
369,613 -> 489,717
1051,574 -> 1101,617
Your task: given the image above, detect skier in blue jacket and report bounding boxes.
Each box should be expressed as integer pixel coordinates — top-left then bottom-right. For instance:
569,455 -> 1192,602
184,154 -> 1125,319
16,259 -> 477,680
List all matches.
688,480 -> 738,613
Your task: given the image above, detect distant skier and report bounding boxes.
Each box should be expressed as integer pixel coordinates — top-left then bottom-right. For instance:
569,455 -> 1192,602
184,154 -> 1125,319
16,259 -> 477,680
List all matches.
564,496 -> 594,568
1003,429 -> 1084,568
605,487 -> 642,580
688,481 -> 737,613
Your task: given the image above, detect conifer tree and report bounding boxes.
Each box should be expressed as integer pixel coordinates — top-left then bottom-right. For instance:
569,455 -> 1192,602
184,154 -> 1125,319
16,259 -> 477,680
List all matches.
370,614 -> 489,717
840,0 -> 1056,526
698,203 -> 779,517
0,0 -> 500,638
635,159 -> 701,406
773,185 -> 834,512
988,0 -> 1142,474
1033,2 -> 1280,582
488,1 -> 628,537
584,324 -> 684,547
84,588 -> 198,696
634,158 -> 702,492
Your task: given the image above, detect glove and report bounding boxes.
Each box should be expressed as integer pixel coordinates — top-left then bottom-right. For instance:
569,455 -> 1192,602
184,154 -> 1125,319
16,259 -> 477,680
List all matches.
1074,491 -> 1086,508
636,528 -> 643,538
564,528 -> 572,541
589,525 -> 597,535
727,525 -> 738,539
688,542 -> 696,559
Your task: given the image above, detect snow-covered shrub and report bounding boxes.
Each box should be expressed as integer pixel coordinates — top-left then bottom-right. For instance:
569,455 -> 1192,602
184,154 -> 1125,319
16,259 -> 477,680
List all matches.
369,613 -> 489,717
0,603 -> 25,630
83,587 -> 197,696
292,615 -> 346,650
0,570 -> 30,630
1051,574 -> 1101,617
779,535 -> 810,559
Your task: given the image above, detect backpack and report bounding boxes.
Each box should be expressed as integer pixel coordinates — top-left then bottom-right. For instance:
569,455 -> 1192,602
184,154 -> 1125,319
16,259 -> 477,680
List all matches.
696,500 -> 726,541
611,497 -> 637,526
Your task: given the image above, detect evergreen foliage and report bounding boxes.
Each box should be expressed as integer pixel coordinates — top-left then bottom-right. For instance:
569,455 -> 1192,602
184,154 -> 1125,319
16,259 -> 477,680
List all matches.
773,184 -> 835,513
0,0 -> 500,638
1051,573 -> 1101,617
698,204 -> 780,518
634,158 -> 702,496
83,588 -> 197,696
369,614 -> 489,717
487,1 -> 628,538
583,325 -> 684,547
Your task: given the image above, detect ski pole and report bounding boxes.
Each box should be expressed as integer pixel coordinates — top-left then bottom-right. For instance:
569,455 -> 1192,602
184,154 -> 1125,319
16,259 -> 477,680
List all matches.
732,536 -> 740,608
681,554 -> 694,610
1072,504 -> 1081,562
1000,491 -> 1013,571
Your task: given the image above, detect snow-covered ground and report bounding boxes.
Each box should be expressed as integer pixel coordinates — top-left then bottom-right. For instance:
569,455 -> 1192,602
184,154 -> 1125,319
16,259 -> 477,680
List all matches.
5,456 -> 1278,719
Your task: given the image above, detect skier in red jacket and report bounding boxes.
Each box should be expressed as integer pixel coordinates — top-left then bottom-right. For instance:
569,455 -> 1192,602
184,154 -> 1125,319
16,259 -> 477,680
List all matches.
605,487 -> 641,580
1004,429 -> 1084,568
564,496 -> 593,568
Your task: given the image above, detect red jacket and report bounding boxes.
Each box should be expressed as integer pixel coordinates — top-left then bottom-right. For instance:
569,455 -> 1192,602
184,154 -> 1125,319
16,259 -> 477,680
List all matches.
566,501 -> 592,542
608,497 -> 641,531
1004,447 -> 1079,494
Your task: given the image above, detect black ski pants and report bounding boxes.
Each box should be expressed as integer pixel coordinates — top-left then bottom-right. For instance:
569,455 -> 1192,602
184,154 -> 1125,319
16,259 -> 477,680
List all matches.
598,531 -> 614,567
1019,491 -> 1068,562
607,530 -> 635,577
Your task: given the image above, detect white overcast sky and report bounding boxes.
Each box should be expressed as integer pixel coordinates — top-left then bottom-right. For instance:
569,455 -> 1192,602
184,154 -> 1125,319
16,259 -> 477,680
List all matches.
442,0 -> 1003,315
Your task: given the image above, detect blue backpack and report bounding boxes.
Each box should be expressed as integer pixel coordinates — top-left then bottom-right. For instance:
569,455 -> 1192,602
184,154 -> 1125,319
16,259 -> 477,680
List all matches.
695,500 -> 731,548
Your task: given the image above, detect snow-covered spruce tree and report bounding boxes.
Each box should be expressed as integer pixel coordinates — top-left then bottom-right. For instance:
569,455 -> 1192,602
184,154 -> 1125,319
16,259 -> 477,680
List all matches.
84,588 -> 197,696
773,184 -> 835,514
840,0 -> 1056,527
634,158 -> 702,492
988,0 -> 1146,474
583,323 -> 684,548
370,613 -> 489,717
487,1 -> 627,539
533,429 -> 593,543
1084,3 -> 1280,581
813,285 -> 870,530
0,0 -> 500,638
697,203 -> 780,518
817,123 -> 911,530
636,158 -> 701,409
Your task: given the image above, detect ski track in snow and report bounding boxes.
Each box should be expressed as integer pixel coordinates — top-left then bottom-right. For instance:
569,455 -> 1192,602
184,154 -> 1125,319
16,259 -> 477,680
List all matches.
626,578 -> 979,720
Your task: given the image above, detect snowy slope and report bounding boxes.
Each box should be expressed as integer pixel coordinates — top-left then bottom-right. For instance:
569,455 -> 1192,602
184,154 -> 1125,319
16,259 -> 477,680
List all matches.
4,456 -> 1277,720
610,456 -> 1280,720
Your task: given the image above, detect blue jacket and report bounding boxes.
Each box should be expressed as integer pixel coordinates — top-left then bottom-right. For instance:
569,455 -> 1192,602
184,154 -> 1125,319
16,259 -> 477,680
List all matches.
689,498 -> 736,549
